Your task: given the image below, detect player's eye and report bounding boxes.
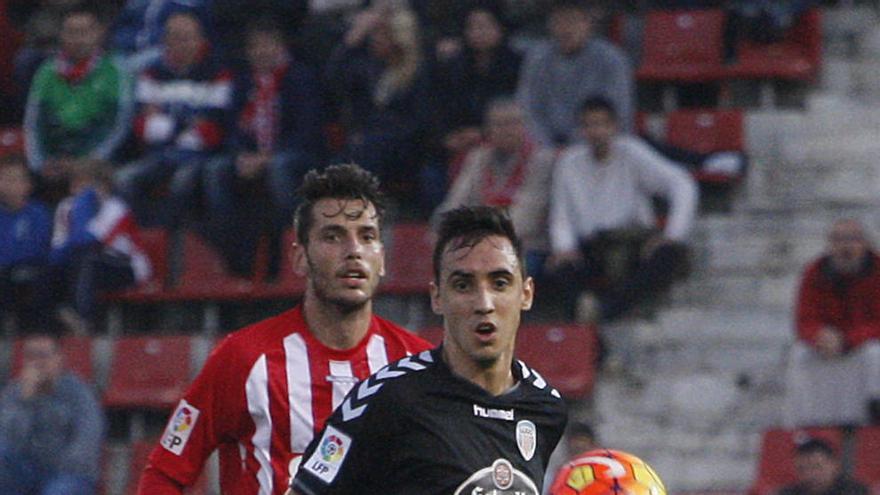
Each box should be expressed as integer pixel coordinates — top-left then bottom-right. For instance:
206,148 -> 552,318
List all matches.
452,279 -> 470,291
493,278 -> 511,290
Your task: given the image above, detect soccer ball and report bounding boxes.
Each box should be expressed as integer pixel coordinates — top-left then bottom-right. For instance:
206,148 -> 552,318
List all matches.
549,449 -> 667,495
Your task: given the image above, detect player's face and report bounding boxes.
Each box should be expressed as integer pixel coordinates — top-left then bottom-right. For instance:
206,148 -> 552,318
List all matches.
295,198 -> 385,311
431,235 -> 534,369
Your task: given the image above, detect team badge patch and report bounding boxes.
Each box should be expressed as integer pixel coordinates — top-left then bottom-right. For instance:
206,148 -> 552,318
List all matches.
303,425 -> 352,484
161,400 -> 200,455
516,420 -> 537,461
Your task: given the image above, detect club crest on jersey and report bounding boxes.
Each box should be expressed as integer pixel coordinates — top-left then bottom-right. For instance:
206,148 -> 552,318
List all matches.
304,425 -> 352,484
516,420 -> 537,461
161,400 -> 200,455
493,459 -> 515,489
453,458 -> 540,495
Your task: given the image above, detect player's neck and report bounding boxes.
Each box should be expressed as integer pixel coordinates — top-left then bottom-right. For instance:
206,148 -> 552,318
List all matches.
442,346 -> 515,396
303,297 -> 372,350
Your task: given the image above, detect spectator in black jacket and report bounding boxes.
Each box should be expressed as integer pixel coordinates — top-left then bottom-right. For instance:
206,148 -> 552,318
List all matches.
202,18 -> 323,276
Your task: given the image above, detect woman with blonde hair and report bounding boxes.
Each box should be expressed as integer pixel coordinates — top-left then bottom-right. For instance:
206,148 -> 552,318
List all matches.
327,4 -> 436,210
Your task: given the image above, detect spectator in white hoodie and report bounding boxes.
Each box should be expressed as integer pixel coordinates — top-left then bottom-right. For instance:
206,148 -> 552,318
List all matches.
547,95 -> 698,324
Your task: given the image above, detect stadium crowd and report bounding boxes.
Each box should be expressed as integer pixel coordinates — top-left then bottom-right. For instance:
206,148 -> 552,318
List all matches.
4,0 -> 880,494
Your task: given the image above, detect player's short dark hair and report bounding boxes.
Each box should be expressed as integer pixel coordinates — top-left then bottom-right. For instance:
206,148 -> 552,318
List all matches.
294,164 -> 386,246
579,95 -> 617,121
433,206 -> 525,282
795,437 -> 836,457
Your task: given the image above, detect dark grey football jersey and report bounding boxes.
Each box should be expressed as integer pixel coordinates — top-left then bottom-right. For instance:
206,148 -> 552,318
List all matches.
292,348 -> 568,494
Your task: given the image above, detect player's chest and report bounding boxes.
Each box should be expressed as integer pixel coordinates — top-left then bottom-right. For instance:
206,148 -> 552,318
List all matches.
393,398 -> 550,494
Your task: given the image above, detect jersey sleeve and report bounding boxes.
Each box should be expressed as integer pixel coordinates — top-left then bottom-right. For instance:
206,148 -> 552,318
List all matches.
291,374 -> 397,494
139,336 -> 250,491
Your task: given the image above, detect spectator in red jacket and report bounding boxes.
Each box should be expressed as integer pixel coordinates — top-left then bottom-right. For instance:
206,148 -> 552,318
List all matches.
785,218 -> 880,427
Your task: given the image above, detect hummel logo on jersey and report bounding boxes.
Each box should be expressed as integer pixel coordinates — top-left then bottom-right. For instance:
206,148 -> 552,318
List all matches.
473,404 -> 515,421
340,351 -> 434,422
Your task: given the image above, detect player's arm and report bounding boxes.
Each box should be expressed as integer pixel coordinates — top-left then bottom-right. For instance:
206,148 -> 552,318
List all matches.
137,337 -> 247,494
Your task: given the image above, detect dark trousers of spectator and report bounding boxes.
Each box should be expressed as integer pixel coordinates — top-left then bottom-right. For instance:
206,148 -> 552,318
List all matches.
114,151 -> 206,227
0,264 -> 54,333
543,233 -> 689,322
54,245 -> 136,327
202,150 -> 315,277
0,443 -> 95,495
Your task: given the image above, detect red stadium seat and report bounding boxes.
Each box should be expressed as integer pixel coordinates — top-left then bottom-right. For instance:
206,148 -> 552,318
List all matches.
104,227 -> 170,303
168,230 -> 257,301
666,109 -> 744,154
382,222 -> 434,295
103,335 -> 192,410
515,324 -> 598,399
853,426 -> 880,494
636,10 -> 726,83
10,335 -> 95,382
0,127 -> 24,157
418,323 -> 598,399
251,227 -> 306,299
727,9 -> 822,82
749,427 -> 844,495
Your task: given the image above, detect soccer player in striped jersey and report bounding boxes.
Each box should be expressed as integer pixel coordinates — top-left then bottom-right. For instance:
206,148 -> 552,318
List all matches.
290,206 -> 567,495
137,164 -> 431,495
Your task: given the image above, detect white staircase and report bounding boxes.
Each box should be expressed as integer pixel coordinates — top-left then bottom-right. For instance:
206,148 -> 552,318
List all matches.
587,7 -> 880,492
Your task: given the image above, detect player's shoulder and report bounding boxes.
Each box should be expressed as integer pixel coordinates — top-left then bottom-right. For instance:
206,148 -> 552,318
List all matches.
371,315 -> 433,353
515,360 -> 565,403
213,308 -> 306,358
335,350 -> 438,423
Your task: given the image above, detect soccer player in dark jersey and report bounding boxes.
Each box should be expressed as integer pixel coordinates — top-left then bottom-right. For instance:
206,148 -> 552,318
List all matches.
137,164 -> 431,495
290,206 -> 568,495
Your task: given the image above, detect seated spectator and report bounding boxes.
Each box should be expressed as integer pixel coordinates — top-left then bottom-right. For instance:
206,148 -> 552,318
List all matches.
50,159 -> 152,334
8,0 -> 88,117
433,1 -> 522,162
518,0 -> 633,146
203,18 -> 322,276
0,155 -> 53,333
0,333 -> 105,495
432,98 -> 556,278
778,437 -> 868,495
115,10 -> 233,226
111,0 -> 213,70
547,96 -> 697,324
784,218 -> 880,427
24,6 -> 132,182
326,5 -> 434,210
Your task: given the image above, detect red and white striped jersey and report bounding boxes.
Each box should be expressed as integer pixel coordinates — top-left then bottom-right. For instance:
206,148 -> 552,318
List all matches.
139,306 -> 432,495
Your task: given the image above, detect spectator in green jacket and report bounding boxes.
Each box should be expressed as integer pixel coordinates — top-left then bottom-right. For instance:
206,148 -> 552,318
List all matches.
24,5 -> 132,181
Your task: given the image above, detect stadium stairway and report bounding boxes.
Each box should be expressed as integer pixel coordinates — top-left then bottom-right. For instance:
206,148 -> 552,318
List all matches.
585,5 -> 880,493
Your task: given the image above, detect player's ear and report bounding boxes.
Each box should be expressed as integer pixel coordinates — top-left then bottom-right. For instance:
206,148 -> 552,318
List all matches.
292,241 -> 308,277
521,276 -> 534,311
429,281 -> 442,315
